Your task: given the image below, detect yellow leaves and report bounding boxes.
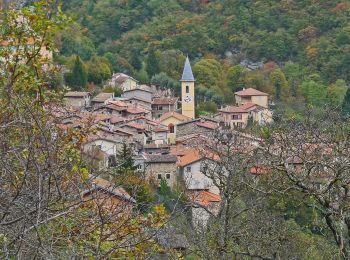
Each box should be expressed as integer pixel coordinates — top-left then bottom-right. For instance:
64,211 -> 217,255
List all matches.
80,167 -> 89,181
306,46 -> 317,60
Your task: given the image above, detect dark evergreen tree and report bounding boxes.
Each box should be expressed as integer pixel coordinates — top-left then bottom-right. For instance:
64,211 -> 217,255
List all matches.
115,142 -> 135,174
342,87 -> 350,113
130,51 -> 142,71
146,48 -> 160,77
65,56 -> 87,90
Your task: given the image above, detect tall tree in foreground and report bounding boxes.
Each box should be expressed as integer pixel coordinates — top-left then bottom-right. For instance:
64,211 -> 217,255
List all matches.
260,108 -> 350,258
0,2 -> 169,258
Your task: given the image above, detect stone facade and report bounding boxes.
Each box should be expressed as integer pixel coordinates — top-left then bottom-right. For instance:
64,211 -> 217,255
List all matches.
176,119 -> 216,138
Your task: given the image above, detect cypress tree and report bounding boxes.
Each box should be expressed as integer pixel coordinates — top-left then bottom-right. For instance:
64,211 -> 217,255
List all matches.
146,48 -> 160,77
68,56 -> 87,90
342,87 -> 350,113
130,52 -> 142,71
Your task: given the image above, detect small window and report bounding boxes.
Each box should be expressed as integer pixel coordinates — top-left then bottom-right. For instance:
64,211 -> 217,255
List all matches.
157,174 -> 162,179
169,124 -> 175,133
137,164 -> 142,170
186,85 -> 189,93
158,106 -> 163,110
186,166 -> 191,173
232,114 -> 242,120
166,173 -> 170,179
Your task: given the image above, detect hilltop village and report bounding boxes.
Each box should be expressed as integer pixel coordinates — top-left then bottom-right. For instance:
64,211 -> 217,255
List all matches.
54,57 -> 274,226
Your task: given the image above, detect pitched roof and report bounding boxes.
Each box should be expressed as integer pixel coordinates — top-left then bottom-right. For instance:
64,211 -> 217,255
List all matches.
110,116 -> 125,124
177,150 -> 202,167
122,123 -> 146,130
144,153 -> 177,163
181,56 -> 195,82
159,111 -> 190,122
126,108 -> 148,115
106,104 -> 127,111
239,102 -> 262,110
219,106 -> 249,113
123,88 -> 153,94
92,92 -> 114,102
109,100 -> 128,107
64,91 -> 90,97
153,127 -> 169,132
152,97 -> 178,105
112,73 -> 138,84
85,174 -> 136,203
187,190 -> 221,207
235,88 -> 269,97
196,121 -> 218,130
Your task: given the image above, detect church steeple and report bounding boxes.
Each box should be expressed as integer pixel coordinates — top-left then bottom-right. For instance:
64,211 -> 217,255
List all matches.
180,56 -> 195,119
181,56 -> 195,82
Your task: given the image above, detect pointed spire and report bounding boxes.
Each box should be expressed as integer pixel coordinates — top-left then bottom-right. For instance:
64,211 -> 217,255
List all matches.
181,56 -> 195,81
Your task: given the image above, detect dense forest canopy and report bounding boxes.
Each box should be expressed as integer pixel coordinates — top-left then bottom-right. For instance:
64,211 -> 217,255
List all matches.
54,0 -> 350,112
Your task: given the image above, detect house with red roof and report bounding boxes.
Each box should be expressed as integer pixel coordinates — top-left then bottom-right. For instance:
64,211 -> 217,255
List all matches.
219,106 -> 250,128
177,149 -> 219,194
234,87 -> 269,108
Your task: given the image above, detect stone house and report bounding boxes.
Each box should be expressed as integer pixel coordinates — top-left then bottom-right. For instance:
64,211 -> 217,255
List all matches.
121,88 -> 153,103
219,106 -> 250,128
151,97 -> 178,119
151,127 -> 169,144
176,118 -> 219,138
159,111 -> 190,144
234,88 -> 269,108
64,91 -> 91,108
177,149 -> 219,194
91,92 -> 115,108
143,153 -> 178,188
108,73 -> 138,91
126,96 -> 152,110
187,190 -> 221,228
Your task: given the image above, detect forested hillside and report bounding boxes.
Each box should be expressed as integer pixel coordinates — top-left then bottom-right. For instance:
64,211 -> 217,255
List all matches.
57,0 -> 350,112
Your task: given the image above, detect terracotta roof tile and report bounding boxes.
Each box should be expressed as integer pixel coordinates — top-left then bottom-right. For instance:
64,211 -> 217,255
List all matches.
196,121 -> 218,130
219,106 -> 249,113
159,111 -> 191,122
153,127 -> 169,132
187,190 -> 220,207
86,174 -> 136,203
177,150 -> 202,167
126,107 -> 149,114
92,93 -> 114,102
109,100 -> 128,107
235,88 -> 269,96
152,97 -> 178,105
239,102 -> 262,110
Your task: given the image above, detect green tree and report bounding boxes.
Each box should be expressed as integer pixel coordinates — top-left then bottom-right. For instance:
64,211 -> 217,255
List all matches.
146,48 -> 160,77
342,87 -> 350,113
193,59 -> 222,88
65,55 -> 87,90
86,56 -> 112,84
301,80 -> 327,107
327,79 -> 347,108
270,69 -> 289,101
227,65 -> 245,92
130,51 -> 142,71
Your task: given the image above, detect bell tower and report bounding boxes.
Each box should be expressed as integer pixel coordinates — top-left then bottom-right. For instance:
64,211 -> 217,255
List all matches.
181,56 -> 195,119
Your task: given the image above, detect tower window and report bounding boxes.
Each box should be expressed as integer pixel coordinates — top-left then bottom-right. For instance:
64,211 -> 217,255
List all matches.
186,85 -> 189,93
